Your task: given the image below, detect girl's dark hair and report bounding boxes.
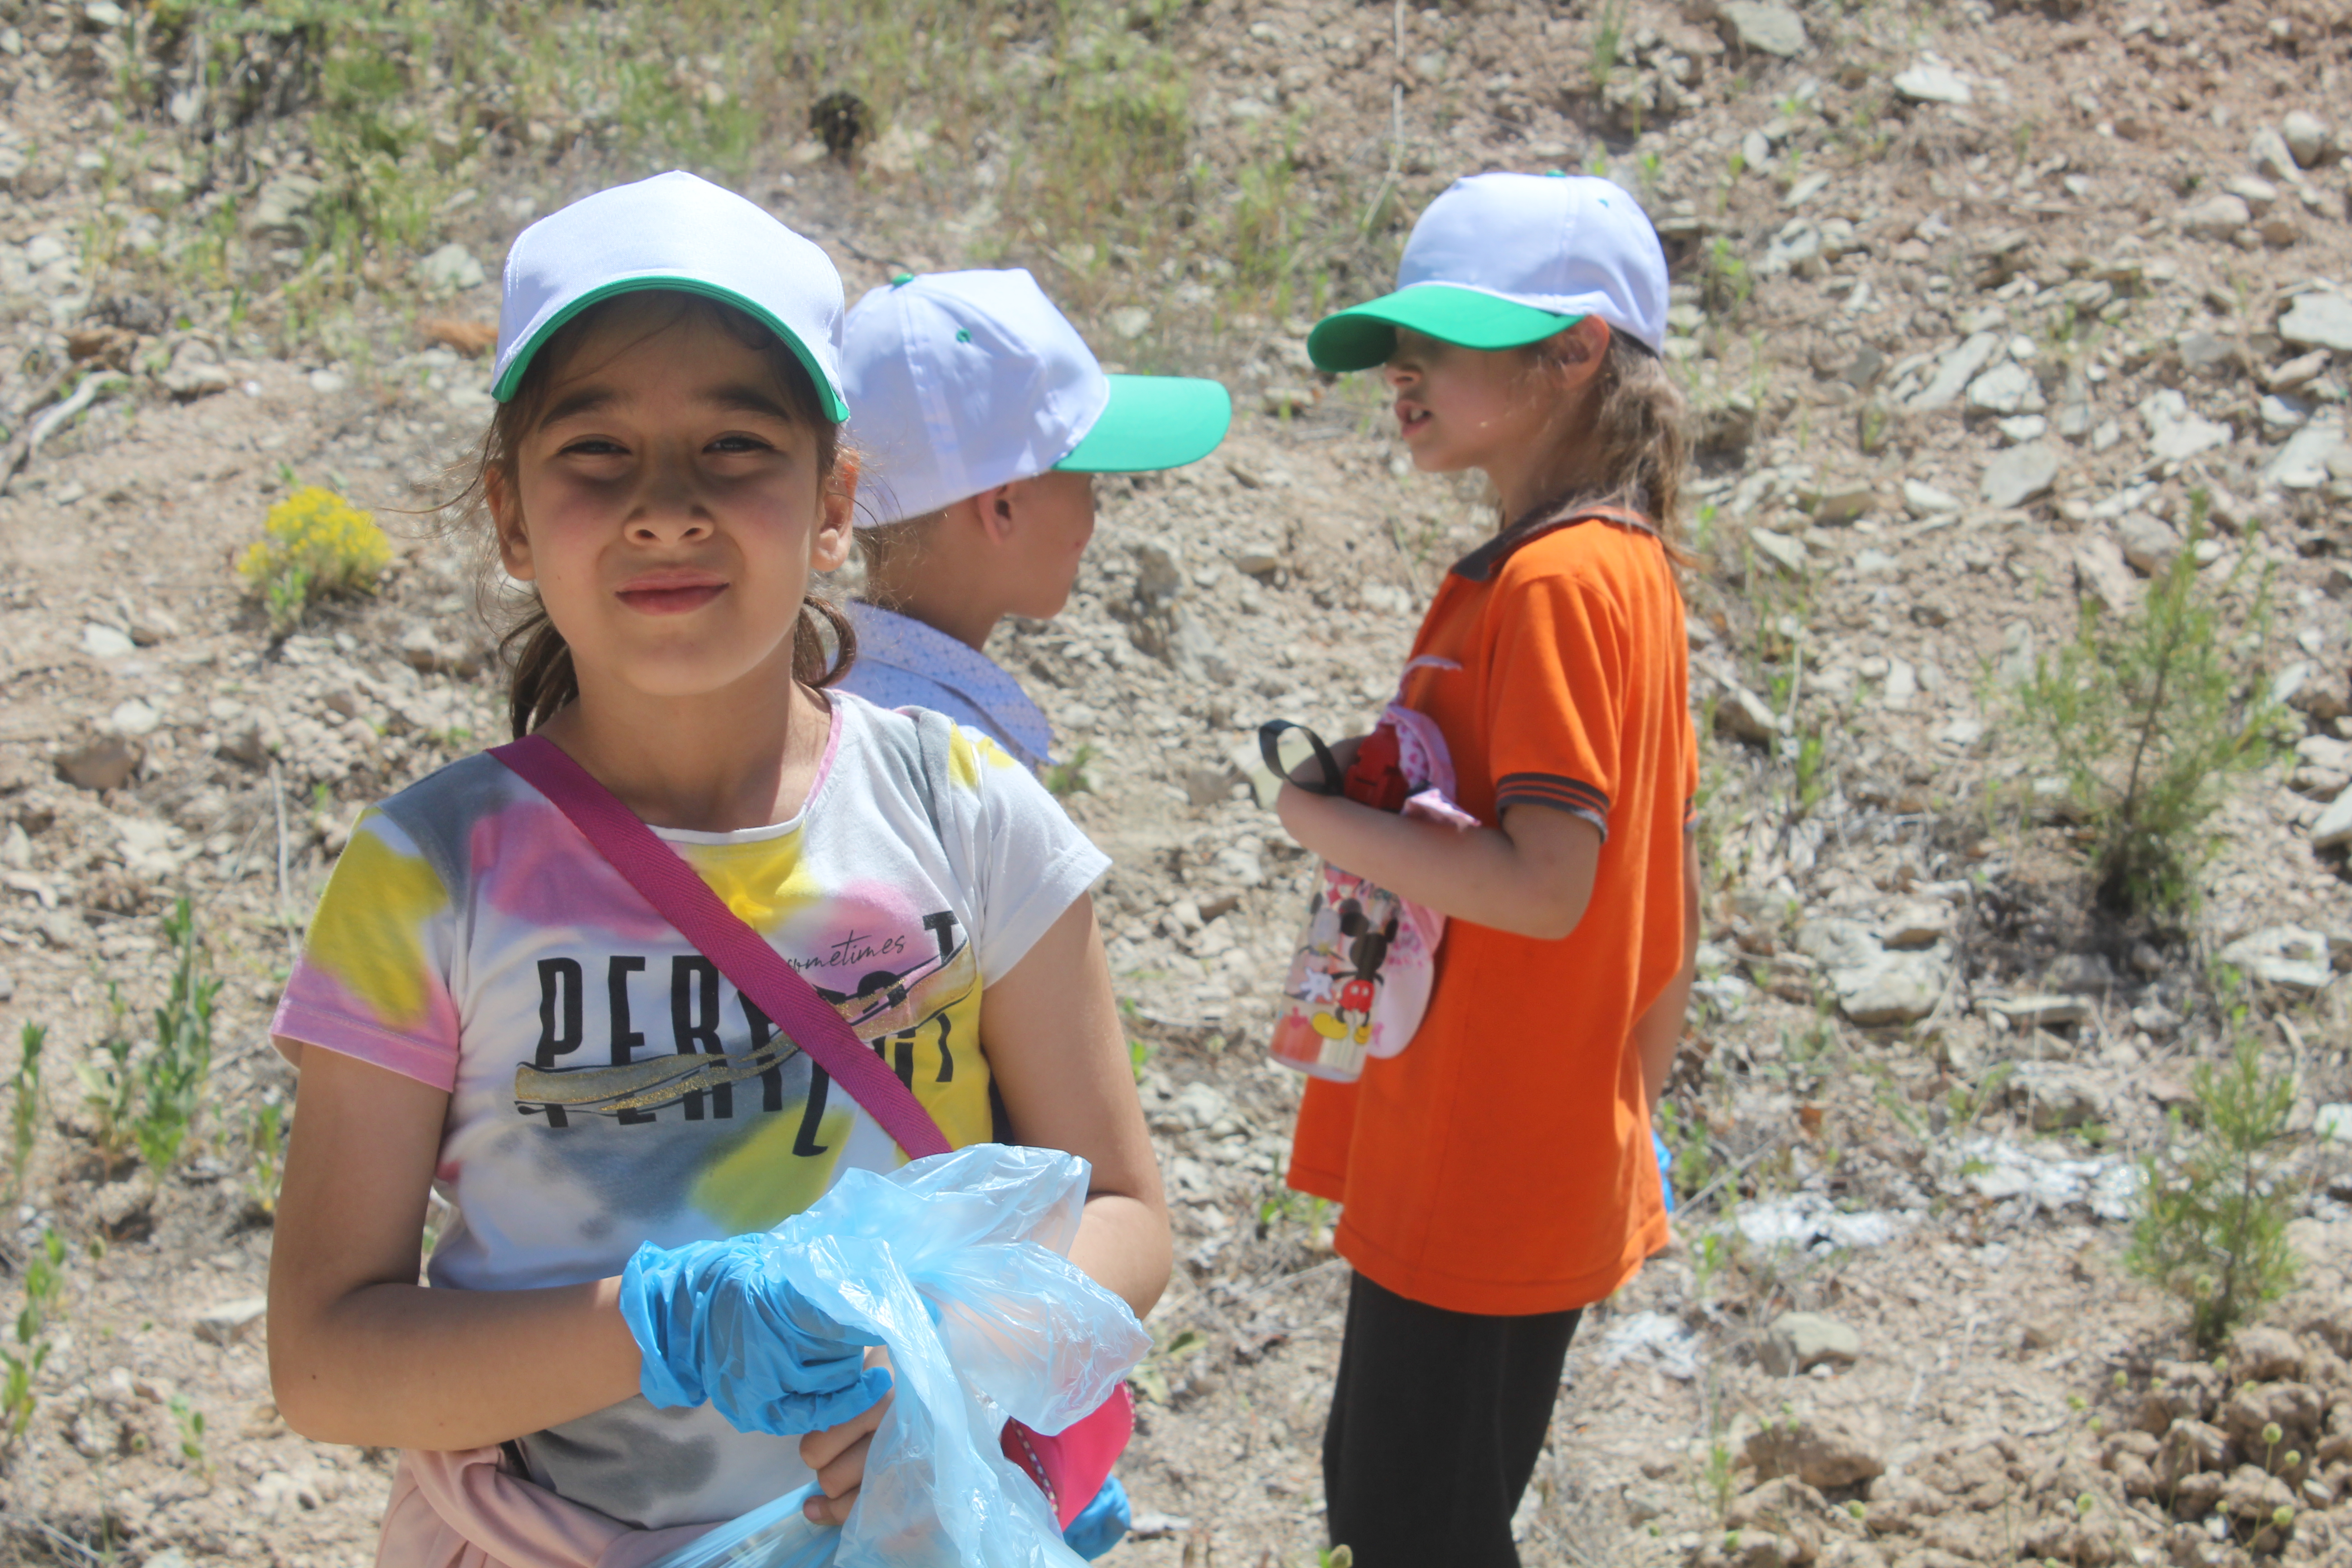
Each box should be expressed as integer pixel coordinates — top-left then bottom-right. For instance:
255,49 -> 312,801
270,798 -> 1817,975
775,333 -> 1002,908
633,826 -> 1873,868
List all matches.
1514,330 -> 1694,564
443,291 -> 857,740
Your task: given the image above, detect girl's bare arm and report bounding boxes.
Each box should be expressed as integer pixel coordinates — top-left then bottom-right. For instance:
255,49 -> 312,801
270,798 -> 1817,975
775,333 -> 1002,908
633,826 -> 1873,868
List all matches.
1277,771 -> 1603,941
1632,825 -> 1702,1112
267,1050 -> 643,1450
981,891 -> 1172,1318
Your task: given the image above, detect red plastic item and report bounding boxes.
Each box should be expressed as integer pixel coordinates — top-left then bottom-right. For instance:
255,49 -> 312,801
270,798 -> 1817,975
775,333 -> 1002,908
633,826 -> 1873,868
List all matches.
1343,725 -> 1412,813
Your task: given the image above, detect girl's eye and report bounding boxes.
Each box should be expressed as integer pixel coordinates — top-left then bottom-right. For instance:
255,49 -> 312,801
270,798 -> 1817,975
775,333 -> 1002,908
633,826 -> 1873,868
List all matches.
709,433 -> 774,455
560,436 -> 627,457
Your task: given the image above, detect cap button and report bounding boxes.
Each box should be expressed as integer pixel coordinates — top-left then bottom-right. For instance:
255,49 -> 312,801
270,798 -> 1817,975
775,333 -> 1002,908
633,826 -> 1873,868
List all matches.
890,272 -> 914,286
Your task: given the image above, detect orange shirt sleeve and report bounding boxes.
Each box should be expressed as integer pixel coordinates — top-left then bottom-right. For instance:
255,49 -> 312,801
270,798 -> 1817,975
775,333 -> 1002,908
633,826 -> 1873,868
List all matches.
1482,550 -> 1628,838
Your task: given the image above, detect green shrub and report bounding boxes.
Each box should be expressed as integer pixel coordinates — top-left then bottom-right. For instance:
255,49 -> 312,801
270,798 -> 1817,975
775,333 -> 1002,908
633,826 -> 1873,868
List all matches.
133,898 -> 221,1177
2009,509 -> 2286,916
2126,1032 -> 2299,1353
8,1024 -> 42,1202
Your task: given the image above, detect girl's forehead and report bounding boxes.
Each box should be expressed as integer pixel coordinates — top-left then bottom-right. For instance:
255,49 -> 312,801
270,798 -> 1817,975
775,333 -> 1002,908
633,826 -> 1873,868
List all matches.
539,315 -> 795,421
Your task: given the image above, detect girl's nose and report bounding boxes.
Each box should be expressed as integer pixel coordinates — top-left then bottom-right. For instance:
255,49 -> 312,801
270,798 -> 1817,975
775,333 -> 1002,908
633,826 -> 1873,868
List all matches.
629,467 -> 713,542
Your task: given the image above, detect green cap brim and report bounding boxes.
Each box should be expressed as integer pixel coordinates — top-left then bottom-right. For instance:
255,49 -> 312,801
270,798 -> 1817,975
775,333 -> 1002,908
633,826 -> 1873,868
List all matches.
1305,284 -> 1583,372
1055,375 -> 1232,473
490,276 -> 850,421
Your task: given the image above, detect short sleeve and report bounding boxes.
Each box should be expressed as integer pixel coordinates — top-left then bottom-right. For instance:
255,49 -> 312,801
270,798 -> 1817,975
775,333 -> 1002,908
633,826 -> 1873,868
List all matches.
936,724 -> 1111,984
270,806 -> 465,1090
1484,556 -> 1627,839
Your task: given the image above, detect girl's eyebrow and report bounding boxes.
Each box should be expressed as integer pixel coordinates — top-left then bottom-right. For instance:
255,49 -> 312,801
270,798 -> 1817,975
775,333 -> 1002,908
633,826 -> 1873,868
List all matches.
538,382 -> 797,429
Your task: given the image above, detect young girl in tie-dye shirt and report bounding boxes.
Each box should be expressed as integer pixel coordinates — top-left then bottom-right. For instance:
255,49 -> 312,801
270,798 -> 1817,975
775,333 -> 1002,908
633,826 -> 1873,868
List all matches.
263,173 -> 1170,1559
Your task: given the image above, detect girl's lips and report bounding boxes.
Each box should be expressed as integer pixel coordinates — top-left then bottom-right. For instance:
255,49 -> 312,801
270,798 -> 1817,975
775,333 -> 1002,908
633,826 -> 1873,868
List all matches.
1396,404 -> 1431,437
617,573 -> 728,615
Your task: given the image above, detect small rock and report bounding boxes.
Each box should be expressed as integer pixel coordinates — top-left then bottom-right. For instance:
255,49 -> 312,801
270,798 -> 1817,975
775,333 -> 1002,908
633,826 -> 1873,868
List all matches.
2278,293 -> 2352,353
2073,534 -> 2139,612
2177,193 -> 2252,240
1714,681 -> 1784,744
2313,1103 -> 2352,1143
1891,60 -> 1972,105
1744,1411 -> 1886,1490
2264,416 -> 2346,490
2117,513 -> 2184,577
2217,926 -> 2332,991
127,609 -> 179,646
1763,1312 -> 1862,1375
1908,331 -> 2001,412
1877,901 -> 1953,950
308,368 -> 348,394
2175,333 -> 2242,377
194,1295 -> 269,1347
2312,789 -> 2352,849
2230,1327 -> 2307,1384
1980,441 -> 2060,508
1107,306 -> 1152,341
2140,389 -> 2232,462
1965,361 -> 2037,416
1835,952 -> 1945,1026
106,699 -> 160,738
55,736 -> 140,792
1981,994 -> 2091,1030
414,242 -> 486,294
2282,111 -> 2335,169
1260,385 -> 1313,417
158,348 -> 231,400
81,622 -> 135,658
1901,478 -> 1963,515
2265,350 -> 2328,392
2010,1062 -> 2114,1131
1749,527 -> 1808,574
1718,1 -> 1808,58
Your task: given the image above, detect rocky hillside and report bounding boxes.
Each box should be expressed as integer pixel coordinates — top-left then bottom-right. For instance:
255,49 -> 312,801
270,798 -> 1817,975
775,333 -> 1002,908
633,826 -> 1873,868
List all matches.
0,0 -> 2347,1565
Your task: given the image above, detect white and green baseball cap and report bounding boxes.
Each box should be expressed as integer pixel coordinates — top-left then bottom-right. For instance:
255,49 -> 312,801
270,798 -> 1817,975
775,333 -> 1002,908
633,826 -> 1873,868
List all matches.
1308,172 -> 1669,371
492,171 -> 849,418
842,268 -> 1231,525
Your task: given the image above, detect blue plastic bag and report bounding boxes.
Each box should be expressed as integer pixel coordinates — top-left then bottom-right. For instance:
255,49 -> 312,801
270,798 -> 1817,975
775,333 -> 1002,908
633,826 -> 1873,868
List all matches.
643,1145 -> 1152,1568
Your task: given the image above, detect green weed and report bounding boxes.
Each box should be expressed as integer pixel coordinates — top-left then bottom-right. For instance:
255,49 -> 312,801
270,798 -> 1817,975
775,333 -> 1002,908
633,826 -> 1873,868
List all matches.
1,1229 -> 65,1454
1044,743 -> 1098,799
245,1100 -> 289,1219
171,1393 -> 208,1469
2009,505 -> 2287,916
2126,1030 -> 2299,1353
1131,1325 -> 1203,1406
76,987 -> 139,1172
8,1024 -> 43,1202
134,898 -> 222,1178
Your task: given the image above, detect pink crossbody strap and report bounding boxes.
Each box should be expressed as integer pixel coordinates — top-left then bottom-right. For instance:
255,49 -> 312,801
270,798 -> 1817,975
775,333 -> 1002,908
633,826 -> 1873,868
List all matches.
490,734 -> 952,1161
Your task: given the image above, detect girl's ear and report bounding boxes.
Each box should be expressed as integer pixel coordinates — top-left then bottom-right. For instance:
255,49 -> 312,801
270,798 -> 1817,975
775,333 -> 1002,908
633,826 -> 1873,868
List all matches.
486,465 -> 535,582
976,480 -> 1020,546
1553,315 -> 1613,382
814,448 -> 859,571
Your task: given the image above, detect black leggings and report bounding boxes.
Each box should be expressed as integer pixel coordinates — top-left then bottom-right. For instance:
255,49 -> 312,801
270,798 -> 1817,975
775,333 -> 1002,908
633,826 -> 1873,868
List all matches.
1322,1272 -> 1582,1568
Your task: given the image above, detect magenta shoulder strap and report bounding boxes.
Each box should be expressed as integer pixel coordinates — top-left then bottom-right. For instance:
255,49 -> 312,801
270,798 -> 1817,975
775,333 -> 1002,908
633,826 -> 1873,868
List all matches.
489,734 -> 952,1160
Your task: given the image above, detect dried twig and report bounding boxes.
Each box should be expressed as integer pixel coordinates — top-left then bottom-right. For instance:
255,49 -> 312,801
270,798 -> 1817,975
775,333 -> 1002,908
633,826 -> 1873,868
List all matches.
0,369 -> 128,497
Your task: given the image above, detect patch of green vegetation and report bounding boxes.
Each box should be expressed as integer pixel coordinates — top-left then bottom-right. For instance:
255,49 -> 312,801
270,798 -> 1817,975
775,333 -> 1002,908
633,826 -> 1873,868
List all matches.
8,1024 -> 43,1205
2126,1027 -> 2299,1354
2007,503 -> 2288,916
134,898 -> 223,1178
1,1229 -> 66,1455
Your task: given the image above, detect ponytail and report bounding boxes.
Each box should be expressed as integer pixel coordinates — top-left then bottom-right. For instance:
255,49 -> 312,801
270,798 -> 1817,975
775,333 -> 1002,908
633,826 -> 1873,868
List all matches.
1511,331 -> 1695,567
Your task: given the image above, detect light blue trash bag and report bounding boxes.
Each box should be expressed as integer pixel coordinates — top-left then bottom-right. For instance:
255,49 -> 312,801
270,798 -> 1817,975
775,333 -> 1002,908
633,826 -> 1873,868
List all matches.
643,1145 -> 1152,1568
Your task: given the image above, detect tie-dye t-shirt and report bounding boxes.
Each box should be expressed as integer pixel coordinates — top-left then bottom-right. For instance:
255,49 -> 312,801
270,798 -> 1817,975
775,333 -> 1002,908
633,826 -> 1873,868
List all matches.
269,694 -> 1109,1529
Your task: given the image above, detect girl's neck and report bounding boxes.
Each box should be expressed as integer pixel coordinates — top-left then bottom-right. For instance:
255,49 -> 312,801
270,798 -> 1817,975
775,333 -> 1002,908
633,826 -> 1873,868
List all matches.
539,656 -> 833,832
1488,421 -> 1600,530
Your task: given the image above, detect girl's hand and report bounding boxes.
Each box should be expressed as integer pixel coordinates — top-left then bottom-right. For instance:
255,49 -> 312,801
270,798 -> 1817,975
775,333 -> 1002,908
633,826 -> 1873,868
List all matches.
799,1348 -> 894,1526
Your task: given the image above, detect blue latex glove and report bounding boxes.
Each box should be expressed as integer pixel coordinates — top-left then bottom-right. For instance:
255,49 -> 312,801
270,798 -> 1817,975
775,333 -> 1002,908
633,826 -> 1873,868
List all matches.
618,1234 -> 891,1436
1654,1127 -> 1676,1215
1063,1474 -> 1132,1561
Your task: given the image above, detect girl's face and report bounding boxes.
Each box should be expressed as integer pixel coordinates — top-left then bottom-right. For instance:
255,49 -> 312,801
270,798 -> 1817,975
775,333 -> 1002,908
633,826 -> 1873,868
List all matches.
489,304 -> 853,703
1002,470 -> 1098,621
1382,328 -> 1554,478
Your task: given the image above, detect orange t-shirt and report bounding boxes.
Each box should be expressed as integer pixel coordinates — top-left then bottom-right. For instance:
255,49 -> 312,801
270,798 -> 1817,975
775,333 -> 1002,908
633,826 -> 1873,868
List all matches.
1287,510 -> 1697,1317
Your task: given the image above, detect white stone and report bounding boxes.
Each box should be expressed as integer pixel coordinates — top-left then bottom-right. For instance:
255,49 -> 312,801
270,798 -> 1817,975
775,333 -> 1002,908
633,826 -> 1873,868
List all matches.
193,1296 -> 268,1346
1720,2 -> 1808,58
2217,926 -> 2332,992
1892,60 -> 1972,105
2177,193 -> 2252,239
308,369 -> 348,394
2264,417 -> 2346,489
2278,293 -> 2352,353
1749,527 -> 1808,573
1967,361 -> 2037,415
1908,332 -> 2001,412
2317,1104 -> 2352,1144
2117,514 -> 2183,577
82,623 -> 137,658
2145,390 -> 2230,463
413,242 -> 486,294
2282,112 -> 2334,169
107,699 -> 159,738
1981,441 -> 2060,508
1902,479 -> 1963,515
2312,787 -> 2352,850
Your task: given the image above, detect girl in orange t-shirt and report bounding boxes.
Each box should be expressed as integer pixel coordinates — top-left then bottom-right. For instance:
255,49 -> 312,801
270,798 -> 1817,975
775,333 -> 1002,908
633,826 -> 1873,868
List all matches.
1273,173 -> 1700,1568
